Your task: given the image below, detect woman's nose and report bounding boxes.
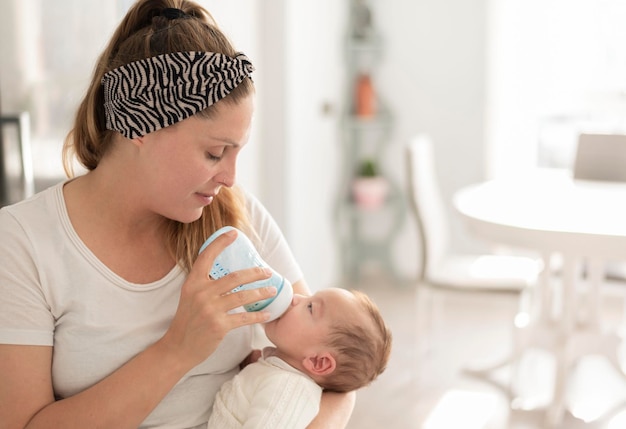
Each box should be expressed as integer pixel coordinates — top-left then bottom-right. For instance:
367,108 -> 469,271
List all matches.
216,159 -> 237,187
215,172 -> 235,187
217,173 -> 235,187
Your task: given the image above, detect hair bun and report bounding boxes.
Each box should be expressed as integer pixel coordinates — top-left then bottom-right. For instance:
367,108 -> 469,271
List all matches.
161,8 -> 189,20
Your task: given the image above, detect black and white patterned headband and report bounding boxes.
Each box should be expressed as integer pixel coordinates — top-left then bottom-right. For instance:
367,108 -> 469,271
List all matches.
102,51 -> 255,139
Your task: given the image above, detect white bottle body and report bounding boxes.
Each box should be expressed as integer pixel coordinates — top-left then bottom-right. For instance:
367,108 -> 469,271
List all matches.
199,226 -> 293,322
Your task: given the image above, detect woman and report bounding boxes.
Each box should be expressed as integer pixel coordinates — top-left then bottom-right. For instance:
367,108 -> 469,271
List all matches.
0,1 -> 354,427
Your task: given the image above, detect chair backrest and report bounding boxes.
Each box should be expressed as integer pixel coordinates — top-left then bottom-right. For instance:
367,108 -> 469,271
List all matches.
573,133 -> 626,182
0,85 -> 7,206
406,134 -> 451,281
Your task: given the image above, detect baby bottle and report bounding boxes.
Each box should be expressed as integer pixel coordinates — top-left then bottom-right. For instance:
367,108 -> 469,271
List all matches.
199,226 -> 293,322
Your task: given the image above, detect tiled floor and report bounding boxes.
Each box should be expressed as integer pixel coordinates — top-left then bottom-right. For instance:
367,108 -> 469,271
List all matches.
345,277 -> 626,429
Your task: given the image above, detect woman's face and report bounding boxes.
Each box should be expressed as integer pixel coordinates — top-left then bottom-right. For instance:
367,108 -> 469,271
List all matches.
135,96 -> 254,223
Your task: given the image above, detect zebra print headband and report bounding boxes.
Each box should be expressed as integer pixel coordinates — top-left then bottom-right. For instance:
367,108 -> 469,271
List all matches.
102,51 -> 254,139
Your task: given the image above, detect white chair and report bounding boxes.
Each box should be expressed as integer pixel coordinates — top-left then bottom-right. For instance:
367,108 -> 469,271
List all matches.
573,133 -> 626,282
406,134 -> 542,292
406,133 -> 544,395
574,133 -> 626,182
572,132 -> 626,349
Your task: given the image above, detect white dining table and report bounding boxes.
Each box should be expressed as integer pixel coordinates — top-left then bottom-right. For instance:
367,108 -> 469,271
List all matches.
453,168 -> 626,427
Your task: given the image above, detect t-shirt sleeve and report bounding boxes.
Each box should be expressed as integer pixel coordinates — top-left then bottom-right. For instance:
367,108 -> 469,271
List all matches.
244,190 -> 304,286
0,208 -> 54,345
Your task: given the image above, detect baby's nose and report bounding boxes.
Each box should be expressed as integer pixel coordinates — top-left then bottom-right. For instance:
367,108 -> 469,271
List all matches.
291,294 -> 305,306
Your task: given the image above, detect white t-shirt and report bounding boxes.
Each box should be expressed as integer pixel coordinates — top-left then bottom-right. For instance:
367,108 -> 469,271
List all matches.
208,351 -> 322,429
0,182 -> 303,429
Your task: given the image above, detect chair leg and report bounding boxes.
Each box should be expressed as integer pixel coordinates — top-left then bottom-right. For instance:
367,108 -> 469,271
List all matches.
415,282 -> 435,356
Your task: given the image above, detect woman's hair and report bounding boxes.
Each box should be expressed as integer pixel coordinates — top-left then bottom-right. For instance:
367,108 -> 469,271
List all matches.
321,290 -> 392,393
63,0 -> 254,271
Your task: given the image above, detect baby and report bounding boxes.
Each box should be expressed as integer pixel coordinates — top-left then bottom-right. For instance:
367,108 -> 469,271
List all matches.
207,287 -> 392,428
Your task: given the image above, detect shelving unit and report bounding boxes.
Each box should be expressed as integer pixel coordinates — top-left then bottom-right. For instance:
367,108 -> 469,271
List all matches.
334,0 -> 405,283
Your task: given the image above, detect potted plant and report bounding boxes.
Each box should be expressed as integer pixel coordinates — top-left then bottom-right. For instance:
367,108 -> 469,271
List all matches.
351,158 -> 389,210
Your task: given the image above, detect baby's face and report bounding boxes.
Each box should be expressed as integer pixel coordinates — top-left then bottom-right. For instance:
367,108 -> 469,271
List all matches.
264,288 -> 360,358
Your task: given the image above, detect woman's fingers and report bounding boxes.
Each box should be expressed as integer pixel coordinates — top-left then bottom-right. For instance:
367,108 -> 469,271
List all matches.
216,271 -> 276,310
190,229 -> 276,302
226,305 -> 272,327
185,229 -> 277,316
191,228 -> 237,284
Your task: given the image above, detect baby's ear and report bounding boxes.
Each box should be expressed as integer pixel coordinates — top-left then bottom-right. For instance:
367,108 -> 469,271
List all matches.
302,352 -> 336,376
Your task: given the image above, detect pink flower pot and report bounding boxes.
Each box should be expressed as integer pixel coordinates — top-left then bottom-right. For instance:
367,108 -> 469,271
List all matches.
352,177 -> 389,210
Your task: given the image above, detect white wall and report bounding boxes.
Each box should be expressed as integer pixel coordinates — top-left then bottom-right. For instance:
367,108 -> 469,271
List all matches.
485,0 -> 626,177
373,0 -> 488,259
257,0 -> 347,290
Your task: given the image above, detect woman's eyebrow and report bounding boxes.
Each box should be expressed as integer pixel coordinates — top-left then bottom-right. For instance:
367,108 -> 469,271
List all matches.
213,136 -> 241,148
203,134 -> 240,148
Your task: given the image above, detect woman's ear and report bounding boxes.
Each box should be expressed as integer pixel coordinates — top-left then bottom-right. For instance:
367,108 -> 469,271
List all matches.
302,352 -> 336,376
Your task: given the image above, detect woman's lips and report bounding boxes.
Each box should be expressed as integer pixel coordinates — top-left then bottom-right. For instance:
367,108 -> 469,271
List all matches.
196,192 -> 214,205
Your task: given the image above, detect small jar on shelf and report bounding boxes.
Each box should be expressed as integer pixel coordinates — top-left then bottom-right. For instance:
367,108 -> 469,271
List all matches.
351,158 -> 389,210
354,73 -> 377,119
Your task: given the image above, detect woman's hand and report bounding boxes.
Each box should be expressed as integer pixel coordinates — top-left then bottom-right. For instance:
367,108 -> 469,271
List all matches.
307,390 -> 356,429
160,229 -> 277,368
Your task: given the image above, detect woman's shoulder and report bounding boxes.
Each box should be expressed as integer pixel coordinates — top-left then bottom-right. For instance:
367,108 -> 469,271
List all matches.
1,181 -> 64,212
0,181 -> 66,239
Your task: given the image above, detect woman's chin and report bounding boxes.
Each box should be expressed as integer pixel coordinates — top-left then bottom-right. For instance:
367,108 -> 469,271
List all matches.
167,208 -> 204,224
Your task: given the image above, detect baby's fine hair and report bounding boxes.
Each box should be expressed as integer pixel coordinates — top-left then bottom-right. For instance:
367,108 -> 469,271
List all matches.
321,290 -> 392,392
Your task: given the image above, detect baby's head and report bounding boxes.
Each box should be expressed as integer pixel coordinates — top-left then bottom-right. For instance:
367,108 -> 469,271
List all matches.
320,289 -> 392,392
264,288 -> 392,392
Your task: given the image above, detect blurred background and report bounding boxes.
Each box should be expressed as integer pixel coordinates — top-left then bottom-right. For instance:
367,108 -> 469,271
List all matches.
3,1 -> 626,428
0,0 -> 626,280
2,0 -> 626,290
3,0 -> 626,291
